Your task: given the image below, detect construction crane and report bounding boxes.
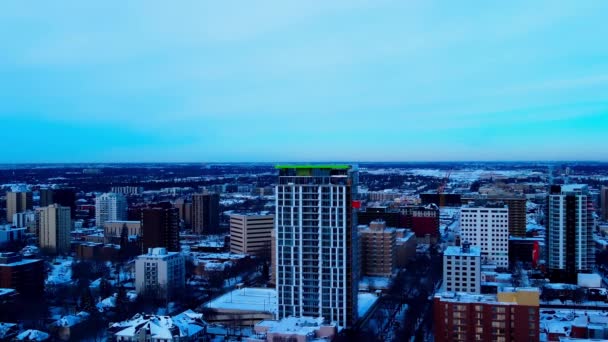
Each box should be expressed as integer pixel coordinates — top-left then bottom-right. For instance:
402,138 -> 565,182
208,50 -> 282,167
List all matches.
437,169 -> 452,207
437,169 -> 452,194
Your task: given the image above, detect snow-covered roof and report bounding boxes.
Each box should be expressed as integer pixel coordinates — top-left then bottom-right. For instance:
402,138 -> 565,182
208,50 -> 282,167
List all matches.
205,287 -> 277,314
540,309 -> 608,339
16,329 -> 50,341
0,323 -> 18,339
444,245 -> 481,257
46,258 -> 73,285
111,309 -> 206,339
54,311 -> 90,327
0,288 -> 16,297
358,293 -> 379,318
256,316 -> 333,336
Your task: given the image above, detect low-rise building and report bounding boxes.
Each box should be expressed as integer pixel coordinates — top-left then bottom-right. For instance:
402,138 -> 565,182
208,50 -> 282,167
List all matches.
135,248 -> 185,301
49,311 -> 90,341
0,252 -> 44,297
103,220 -> 141,243
16,329 -> 50,341
0,225 -> 27,248
541,309 -> 608,341
109,310 -> 206,341
203,287 -> 277,326
246,316 -> 337,342
0,322 -> 19,340
434,288 -> 540,342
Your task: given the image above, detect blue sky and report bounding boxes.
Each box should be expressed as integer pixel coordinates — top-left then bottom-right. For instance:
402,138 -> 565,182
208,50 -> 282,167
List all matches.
1,1 -> 607,162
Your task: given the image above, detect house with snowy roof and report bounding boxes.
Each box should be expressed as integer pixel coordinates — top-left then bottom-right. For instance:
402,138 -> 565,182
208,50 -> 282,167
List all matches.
109,309 -> 207,341
49,311 -> 90,341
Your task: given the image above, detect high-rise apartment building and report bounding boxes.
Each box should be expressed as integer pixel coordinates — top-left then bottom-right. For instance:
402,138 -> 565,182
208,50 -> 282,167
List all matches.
275,165 -> 359,328
141,203 -> 180,252
6,192 -> 33,223
601,186 -> 608,222
358,220 -> 396,277
135,247 -> 185,300
95,193 -> 127,228
174,198 -> 192,227
38,204 -> 71,255
460,203 -> 509,268
443,243 -> 481,294
434,288 -> 540,342
39,188 -> 76,217
192,193 -> 220,234
230,213 -> 274,256
399,205 -> 441,243
462,194 -> 526,237
547,184 -> 593,283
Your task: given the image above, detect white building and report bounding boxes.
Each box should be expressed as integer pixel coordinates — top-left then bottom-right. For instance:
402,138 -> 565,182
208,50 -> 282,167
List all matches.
460,203 -> 509,268
95,193 -> 127,228
135,248 -> 185,300
547,184 -> 593,281
275,165 -> 359,328
443,242 -> 481,294
39,204 -> 71,255
12,211 -> 36,228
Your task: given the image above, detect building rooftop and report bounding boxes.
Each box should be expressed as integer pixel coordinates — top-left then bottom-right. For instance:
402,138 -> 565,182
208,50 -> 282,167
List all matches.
444,245 -> 481,257
0,323 -> 18,340
204,287 -> 277,314
540,309 -> 608,341
0,288 -> 16,297
257,316 -> 333,336
110,310 -> 206,340
0,253 -> 42,267
16,329 -> 49,341
560,184 -> 588,193
137,248 -> 180,259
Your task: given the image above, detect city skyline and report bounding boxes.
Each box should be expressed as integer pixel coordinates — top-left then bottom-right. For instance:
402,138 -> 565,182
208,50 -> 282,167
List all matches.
1,1 -> 608,162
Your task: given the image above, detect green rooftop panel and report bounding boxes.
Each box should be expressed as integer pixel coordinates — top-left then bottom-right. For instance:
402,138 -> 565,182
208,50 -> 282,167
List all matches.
275,164 -> 350,170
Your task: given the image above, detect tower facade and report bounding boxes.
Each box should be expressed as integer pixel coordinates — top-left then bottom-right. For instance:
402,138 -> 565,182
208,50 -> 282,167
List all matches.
547,184 -> 593,283
275,165 -> 359,328
95,193 -> 127,228
601,186 -> 608,222
192,193 -> 220,234
141,202 -> 180,252
6,191 -> 33,223
39,204 -> 71,255
460,203 -> 509,268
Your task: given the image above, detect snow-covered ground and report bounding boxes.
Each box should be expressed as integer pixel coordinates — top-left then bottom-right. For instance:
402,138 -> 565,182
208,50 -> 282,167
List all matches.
46,257 -> 73,285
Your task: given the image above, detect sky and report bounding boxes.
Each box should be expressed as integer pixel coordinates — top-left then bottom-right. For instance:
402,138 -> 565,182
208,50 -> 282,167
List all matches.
1,1 -> 608,163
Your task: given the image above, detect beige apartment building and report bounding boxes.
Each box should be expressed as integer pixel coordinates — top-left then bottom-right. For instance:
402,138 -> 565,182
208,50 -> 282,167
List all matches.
39,204 -> 71,255
230,213 -> 274,257
359,220 -> 396,277
6,191 -> 33,223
